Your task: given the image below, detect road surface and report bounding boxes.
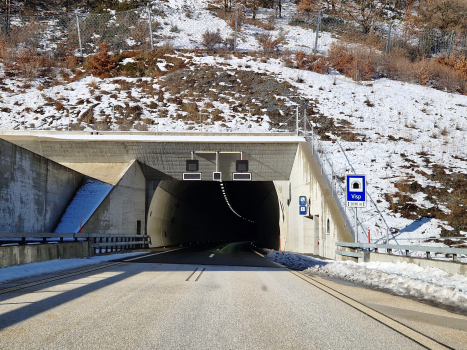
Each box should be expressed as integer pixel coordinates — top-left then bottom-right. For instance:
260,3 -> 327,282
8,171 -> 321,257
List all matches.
0,242 -> 463,349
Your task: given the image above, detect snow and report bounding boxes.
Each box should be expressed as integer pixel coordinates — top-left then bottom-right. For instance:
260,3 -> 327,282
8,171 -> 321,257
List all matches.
266,250 -> 467,312
0,252 -> 145,284
0,0 -> 466,283
55,179 -> 114,233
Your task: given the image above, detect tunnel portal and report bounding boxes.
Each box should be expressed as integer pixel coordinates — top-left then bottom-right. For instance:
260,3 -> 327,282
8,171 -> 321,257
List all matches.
147,180 -> 280,250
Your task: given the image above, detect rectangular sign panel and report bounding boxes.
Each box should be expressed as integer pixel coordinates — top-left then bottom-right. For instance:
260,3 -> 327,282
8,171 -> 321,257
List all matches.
232,173 -> 252,181
299,196 -> 306,206
299,206 -> 307,215
346,174 -> 367,207
183,173 -> 202,181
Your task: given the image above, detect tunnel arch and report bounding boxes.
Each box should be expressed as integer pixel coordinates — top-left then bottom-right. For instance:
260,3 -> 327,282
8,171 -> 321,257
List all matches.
147,180 -> 280,249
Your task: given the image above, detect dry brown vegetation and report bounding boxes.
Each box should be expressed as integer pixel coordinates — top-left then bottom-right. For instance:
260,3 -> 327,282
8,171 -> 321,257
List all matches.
286,41 -> 467,94
385,163 -> 467,239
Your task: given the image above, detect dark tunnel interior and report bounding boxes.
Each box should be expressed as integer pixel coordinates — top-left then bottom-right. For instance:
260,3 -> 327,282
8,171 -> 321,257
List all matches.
147,180 -> 280,250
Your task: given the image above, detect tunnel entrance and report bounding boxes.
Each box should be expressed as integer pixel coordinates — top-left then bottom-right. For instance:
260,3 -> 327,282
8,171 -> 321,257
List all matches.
147,180 -> 280,250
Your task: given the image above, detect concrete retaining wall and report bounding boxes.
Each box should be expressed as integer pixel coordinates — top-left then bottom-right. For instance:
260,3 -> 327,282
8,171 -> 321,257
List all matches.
0,242 -> 90,268
0,139 -> 83,232
274,143 -> 352,256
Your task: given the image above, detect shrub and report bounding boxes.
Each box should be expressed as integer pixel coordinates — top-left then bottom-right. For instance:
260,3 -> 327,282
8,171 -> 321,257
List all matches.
256,33 -> 284,53
85,41 -> 118,78
202,29 -> 223,51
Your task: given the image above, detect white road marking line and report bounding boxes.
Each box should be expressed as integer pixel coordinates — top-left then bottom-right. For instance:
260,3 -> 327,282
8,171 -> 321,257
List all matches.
209,254 -> 214,258
249,245 -> 286,268
123,247 -> 186,262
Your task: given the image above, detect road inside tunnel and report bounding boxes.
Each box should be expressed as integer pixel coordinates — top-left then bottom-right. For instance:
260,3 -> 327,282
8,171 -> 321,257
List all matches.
147,180 -> 280,250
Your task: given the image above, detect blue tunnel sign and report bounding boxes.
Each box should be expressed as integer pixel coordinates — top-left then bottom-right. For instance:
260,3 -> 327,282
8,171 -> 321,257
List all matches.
346,175 -> 367,208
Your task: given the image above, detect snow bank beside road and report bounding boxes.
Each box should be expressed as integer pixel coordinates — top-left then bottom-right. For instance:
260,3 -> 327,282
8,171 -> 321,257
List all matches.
0,252 -> 146,284
266,250 -> 467,313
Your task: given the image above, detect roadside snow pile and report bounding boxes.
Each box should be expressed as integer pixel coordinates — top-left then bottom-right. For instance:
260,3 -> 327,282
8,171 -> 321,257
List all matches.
0,252 -> 146,284
265,250 -> 328,269
266,250 -> 467,312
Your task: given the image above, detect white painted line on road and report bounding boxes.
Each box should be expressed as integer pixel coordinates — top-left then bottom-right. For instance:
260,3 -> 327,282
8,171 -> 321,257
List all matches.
249,245 -> 286,268
290,271 -> 453,350
209,254 -> 214,258
123,247 -> 187,262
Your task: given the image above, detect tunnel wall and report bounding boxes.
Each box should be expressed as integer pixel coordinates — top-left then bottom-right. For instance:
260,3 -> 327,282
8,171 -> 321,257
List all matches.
82,161 -> 146,235
0,138 -> 83,233
254,186 -> 280,250
274,142 -> 352,256
147,181 -> 261,247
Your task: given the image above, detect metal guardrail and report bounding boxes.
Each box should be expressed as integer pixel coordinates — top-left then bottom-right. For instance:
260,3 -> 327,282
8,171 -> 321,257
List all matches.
335,250 -> 363,259
336,242 -> 467,262
0,232 -> 151,254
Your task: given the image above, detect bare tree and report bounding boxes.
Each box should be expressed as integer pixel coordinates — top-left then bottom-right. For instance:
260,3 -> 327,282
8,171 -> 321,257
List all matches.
339,0 -> 384,33
418,0 -> 467,30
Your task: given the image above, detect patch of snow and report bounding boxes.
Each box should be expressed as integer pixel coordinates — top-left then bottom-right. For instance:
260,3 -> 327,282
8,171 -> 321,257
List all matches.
266,250 -> 467,312
0,252 -> 146,284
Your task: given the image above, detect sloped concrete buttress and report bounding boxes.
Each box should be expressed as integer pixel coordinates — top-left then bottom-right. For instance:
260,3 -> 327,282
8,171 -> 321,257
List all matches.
81,161 -> 146,235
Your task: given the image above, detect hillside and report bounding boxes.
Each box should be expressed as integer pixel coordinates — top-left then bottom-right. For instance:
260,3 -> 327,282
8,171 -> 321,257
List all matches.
1,0 -> 467,255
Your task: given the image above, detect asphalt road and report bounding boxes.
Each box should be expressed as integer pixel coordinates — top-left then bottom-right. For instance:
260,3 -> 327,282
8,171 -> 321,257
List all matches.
0,242 -> 449,349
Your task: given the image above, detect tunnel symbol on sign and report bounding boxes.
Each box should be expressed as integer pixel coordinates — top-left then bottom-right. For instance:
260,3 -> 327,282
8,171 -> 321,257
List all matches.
350,179 -> 363,192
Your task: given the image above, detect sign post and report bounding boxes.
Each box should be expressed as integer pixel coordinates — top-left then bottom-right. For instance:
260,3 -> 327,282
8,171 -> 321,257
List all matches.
346,175 -> 366,243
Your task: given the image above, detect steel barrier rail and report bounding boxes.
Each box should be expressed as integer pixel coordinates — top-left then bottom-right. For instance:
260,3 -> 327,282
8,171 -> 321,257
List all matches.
0,232 -> 151,254
336,242 -> 467,262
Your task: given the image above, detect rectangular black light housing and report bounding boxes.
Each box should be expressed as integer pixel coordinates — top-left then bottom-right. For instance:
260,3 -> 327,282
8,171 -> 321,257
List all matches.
232,173 -> 251,181
183,173 -> 202,180
236,160 -> 249,172
186,160 -> 199,172
213,172 -> 222,181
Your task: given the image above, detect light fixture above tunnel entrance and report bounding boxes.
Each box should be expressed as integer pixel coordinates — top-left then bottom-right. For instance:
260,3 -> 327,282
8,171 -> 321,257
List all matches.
183,151 -> 252,181
183,158 -> 202,180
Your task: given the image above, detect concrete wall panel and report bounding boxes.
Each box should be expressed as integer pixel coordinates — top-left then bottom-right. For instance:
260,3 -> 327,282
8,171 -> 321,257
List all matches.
0,139 -> 83,233
82,161 -> 146,235
0,242 -> 89,268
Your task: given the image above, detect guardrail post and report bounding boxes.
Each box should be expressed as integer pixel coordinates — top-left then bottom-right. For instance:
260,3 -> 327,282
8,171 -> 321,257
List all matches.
387,248 -> 392,254
426,251 -> 431,259
453,254 -> 458,262
405,250 -> 409,256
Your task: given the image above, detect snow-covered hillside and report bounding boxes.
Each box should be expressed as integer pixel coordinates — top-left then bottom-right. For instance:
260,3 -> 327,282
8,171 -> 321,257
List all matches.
1,0 -> 466,252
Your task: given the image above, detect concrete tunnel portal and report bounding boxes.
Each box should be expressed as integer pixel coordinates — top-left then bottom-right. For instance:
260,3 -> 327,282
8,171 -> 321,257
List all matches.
0,132 -> 352,259
147,180 -> 280,250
